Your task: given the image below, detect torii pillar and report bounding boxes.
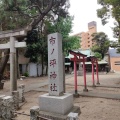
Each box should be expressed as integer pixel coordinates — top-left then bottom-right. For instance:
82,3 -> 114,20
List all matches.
90,57 -> 100,85
96,61 -> 100,85
10,37 -> 17,90
91,58 -> 96,87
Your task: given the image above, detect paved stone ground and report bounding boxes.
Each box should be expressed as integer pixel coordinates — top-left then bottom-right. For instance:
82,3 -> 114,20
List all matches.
1,72 -> 120,120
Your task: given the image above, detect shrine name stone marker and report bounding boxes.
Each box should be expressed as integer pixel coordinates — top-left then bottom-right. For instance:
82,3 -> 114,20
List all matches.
39,33 -> 73,115
48,33 -> 63,96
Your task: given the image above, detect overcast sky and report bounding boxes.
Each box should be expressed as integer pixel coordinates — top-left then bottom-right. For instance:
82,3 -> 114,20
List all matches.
69,0 -> 116,40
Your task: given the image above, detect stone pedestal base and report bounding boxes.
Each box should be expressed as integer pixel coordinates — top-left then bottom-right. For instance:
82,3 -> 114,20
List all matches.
30,106 -> 81,120
39,106 -> 81,120
39,93 -> 73,115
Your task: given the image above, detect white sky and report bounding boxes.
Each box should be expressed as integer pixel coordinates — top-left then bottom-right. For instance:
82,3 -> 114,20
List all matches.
69,0 -> 116,40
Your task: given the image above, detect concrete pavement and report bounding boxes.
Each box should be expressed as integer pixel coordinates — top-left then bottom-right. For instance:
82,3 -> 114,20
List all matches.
1,73 -> 120,100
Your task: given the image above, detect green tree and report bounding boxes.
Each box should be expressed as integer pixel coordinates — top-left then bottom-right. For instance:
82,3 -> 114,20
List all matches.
0,0 -> 30,89
63,36 -> 80,55
25,16 -> 80,76
3,0 -> 70,28
48,17 -> 80,55
110,40 -> 118,48
97,0 -> 120,42
91,32 -> 110,58
25,30 -> 41,63
25,29 -> 48,76
94,52 -> 102,61
0,0 -> 31,31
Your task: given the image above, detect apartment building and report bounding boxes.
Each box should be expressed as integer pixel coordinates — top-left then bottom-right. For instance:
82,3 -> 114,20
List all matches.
76,21 -> 97,50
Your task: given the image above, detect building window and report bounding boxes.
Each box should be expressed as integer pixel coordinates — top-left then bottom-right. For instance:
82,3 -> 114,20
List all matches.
114,61 -> 120,65
89,27 -> 94,30
115,61 -> 120,63
115,64 -> 120,65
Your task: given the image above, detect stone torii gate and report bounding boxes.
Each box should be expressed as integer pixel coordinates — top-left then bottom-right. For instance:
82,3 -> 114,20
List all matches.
0,29 -> 29,93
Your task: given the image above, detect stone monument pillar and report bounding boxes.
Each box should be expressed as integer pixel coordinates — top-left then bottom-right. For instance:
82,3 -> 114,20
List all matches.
48,33 -> 64,96
39,33 -> 74,115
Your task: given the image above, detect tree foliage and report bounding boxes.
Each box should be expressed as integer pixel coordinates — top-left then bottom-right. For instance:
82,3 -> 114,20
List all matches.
91,32 -> 110,58
46,16 -> 80,55
25,16 -> 80,63
25,30 -> 40,62
94,52 -> 102,61
3,0 -> 70,29
0,0 -> 30,31
63,36 -> 80,55
110,40 -> 118,48
97,0 -> 120,42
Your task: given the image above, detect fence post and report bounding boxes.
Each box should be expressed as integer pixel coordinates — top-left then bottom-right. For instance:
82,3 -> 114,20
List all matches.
18,84 -> 25,102
1,96 -> 15,120
0,95 -> 5,120
12,91 -> 19,110
30,106 -> 39,120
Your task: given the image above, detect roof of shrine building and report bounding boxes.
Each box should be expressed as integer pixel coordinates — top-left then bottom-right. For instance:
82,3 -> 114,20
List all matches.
66,49 -> 94,59
65,49 -> 108,65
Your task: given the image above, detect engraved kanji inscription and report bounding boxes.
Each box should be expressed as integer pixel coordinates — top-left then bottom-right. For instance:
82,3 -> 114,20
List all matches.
50,83 -> 57,91
49,37 -> 56,45
51,48 -> 55,55
50,59 -> 56,68
50,72 -> 57,79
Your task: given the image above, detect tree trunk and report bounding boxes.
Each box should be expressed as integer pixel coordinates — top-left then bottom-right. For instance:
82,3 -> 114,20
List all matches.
16,49 -> 20,79
37,63 -> 39,77
45,65 -> 48,76
0,49 -> 10,89
41,53 -> 44,76
119,24 -> 120,44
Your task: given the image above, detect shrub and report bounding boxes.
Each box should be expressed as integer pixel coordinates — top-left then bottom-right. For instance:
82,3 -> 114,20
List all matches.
23,72 -> 29,77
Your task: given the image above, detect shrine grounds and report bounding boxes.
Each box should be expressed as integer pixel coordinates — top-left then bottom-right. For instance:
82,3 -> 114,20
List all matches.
1,72 -> 120,120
